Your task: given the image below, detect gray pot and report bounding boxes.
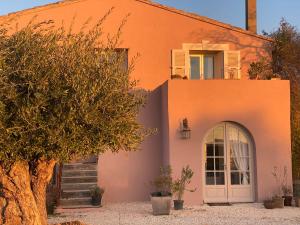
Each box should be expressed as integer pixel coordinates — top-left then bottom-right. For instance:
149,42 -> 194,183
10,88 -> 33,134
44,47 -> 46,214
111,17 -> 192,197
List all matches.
174,200 -> 184,210
150,196 -> 172,215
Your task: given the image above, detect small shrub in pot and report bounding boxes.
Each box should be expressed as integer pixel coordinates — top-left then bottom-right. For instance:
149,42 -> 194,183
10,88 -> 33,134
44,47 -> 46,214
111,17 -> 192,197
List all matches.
90,187 -> 104,206
150,166 -> 172,215
263,199 -> 276,209
282,185 -> 293,206
171,74 -> 183,80
272,195 -> 285,208
171,165 -> 195,210
263,166 -> 288,209
263,195 -> 284,209
281,167 -> 293,206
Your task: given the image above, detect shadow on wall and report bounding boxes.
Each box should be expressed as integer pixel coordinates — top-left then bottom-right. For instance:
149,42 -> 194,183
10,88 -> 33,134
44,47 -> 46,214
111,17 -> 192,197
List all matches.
125,86 -> 164,200
187,27 -> 271,66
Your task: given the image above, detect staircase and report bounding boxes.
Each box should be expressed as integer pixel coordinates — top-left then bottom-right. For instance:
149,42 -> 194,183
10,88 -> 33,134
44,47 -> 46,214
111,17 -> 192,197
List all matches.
59,162 -> 98,208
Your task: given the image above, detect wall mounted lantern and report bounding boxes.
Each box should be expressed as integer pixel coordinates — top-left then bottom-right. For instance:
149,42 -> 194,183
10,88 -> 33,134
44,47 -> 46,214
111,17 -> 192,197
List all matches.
180,118 -> 191,139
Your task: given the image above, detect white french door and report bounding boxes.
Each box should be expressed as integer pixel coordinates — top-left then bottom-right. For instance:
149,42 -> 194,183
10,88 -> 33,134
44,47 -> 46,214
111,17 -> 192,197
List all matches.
203,123 -> 255,203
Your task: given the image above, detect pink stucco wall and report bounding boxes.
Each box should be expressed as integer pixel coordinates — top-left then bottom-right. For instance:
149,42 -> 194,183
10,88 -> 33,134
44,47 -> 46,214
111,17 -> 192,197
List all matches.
99,88 -> 164,203
162,80 -> 292,204
1,0 -> 292,204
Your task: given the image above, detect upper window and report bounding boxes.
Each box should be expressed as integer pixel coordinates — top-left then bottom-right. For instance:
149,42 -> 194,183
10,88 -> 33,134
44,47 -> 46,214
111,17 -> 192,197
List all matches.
97,48 -> 129,71
190,54 -> 214,80
172,44 -> 240,80
114,48 -> 129,71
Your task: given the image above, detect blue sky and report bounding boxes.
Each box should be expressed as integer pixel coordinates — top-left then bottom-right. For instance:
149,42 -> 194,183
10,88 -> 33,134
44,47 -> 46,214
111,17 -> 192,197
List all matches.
0,0 -> 299,34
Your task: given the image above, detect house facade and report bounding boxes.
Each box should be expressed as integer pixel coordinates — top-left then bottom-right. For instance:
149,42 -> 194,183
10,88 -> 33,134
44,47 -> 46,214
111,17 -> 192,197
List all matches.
1,0 -> 292,206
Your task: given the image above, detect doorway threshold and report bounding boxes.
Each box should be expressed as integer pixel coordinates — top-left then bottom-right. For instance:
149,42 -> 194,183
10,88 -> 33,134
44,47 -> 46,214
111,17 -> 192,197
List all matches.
207,203 -> 232,206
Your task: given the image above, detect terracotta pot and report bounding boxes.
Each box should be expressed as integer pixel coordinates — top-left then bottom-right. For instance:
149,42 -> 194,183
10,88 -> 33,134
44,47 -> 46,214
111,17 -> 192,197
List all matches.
173,200 -> 184,210
171,74 -> 183,80
263,200 -> 276,209
283,196 -> 293,206
272,197 -> 284,208
150,195 -> 172,215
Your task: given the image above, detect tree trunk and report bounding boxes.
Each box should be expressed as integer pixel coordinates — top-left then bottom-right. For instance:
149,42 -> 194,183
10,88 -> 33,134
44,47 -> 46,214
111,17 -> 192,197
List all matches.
0,159 -> 56,225
31,158 -> 57,225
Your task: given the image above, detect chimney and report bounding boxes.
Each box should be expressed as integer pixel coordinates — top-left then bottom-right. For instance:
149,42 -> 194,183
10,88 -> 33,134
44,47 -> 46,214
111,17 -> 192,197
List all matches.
246,0 -> 257,33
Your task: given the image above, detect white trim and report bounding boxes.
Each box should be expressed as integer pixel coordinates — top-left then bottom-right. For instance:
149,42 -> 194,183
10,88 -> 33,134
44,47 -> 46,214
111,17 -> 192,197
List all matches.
173,43 -> 241,80
189,54 -> 215,80
202,122 -> 255,203
182,42 -> 229,51
171,49 -> 188,76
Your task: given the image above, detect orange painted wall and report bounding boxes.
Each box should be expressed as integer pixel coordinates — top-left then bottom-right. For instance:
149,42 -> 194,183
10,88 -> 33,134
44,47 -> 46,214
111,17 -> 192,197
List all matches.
2,0 -> 270,90
1,0 -> 291,204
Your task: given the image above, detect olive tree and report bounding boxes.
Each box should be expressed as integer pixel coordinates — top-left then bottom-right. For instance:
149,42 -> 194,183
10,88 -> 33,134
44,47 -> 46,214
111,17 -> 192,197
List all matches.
0,15 -> 148,225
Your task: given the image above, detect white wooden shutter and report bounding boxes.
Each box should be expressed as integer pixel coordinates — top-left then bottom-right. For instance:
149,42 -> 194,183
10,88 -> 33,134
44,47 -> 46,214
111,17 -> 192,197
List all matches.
224,51 -> 241,79
172,49 -> 189,77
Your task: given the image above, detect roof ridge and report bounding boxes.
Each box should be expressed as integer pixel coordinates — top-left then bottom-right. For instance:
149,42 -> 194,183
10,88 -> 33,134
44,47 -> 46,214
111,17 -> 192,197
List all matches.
0,0 -> 271,41
0,0 -> 85,18
136,0 -> 270,41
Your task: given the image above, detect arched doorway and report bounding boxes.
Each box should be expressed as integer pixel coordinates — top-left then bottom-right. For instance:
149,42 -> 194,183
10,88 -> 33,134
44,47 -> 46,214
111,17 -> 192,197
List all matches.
203,122 -> 255,203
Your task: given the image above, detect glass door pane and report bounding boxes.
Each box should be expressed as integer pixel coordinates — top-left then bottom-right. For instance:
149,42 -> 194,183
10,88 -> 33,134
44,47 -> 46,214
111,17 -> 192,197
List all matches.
205,126 -> 225,185
190,56 -> 201,80
228,127 -> 251,185
204,55 -> 214,79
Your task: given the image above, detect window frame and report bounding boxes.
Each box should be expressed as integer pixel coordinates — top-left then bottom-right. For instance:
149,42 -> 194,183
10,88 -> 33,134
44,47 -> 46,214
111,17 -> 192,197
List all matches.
189,53 -> 215,80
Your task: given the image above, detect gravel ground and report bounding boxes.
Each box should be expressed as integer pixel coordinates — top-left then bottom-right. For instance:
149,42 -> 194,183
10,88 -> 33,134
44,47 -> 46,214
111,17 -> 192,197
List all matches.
48,202 -> 300,225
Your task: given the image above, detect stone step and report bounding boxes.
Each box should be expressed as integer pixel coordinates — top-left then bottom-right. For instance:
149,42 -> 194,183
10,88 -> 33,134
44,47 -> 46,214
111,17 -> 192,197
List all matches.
60,197 -> 92,206
62,170 -> 97,177
61,183 -> 97,191
63,163 -> 97,171
62,176 -> 97,184
57,205 -> 100,210
61,190 -> 91,198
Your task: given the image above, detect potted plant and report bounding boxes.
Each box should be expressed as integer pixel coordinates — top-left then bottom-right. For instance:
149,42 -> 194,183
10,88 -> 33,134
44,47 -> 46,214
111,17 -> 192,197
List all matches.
295,197 -> 300,207
263,199 -> 276,209
270,73 -> 281,80
267,166 -> 285,208
294,178 -> 300,207
282,185 -> 293,206
272,166 -> 285,208
90,187 -> 104,206
171,74 -> 183,80
272,195 -> 285,208
264,166 -> 289,209
171,165 -> 195,210
150,166 -> 173,215
281,167 -> 293,206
